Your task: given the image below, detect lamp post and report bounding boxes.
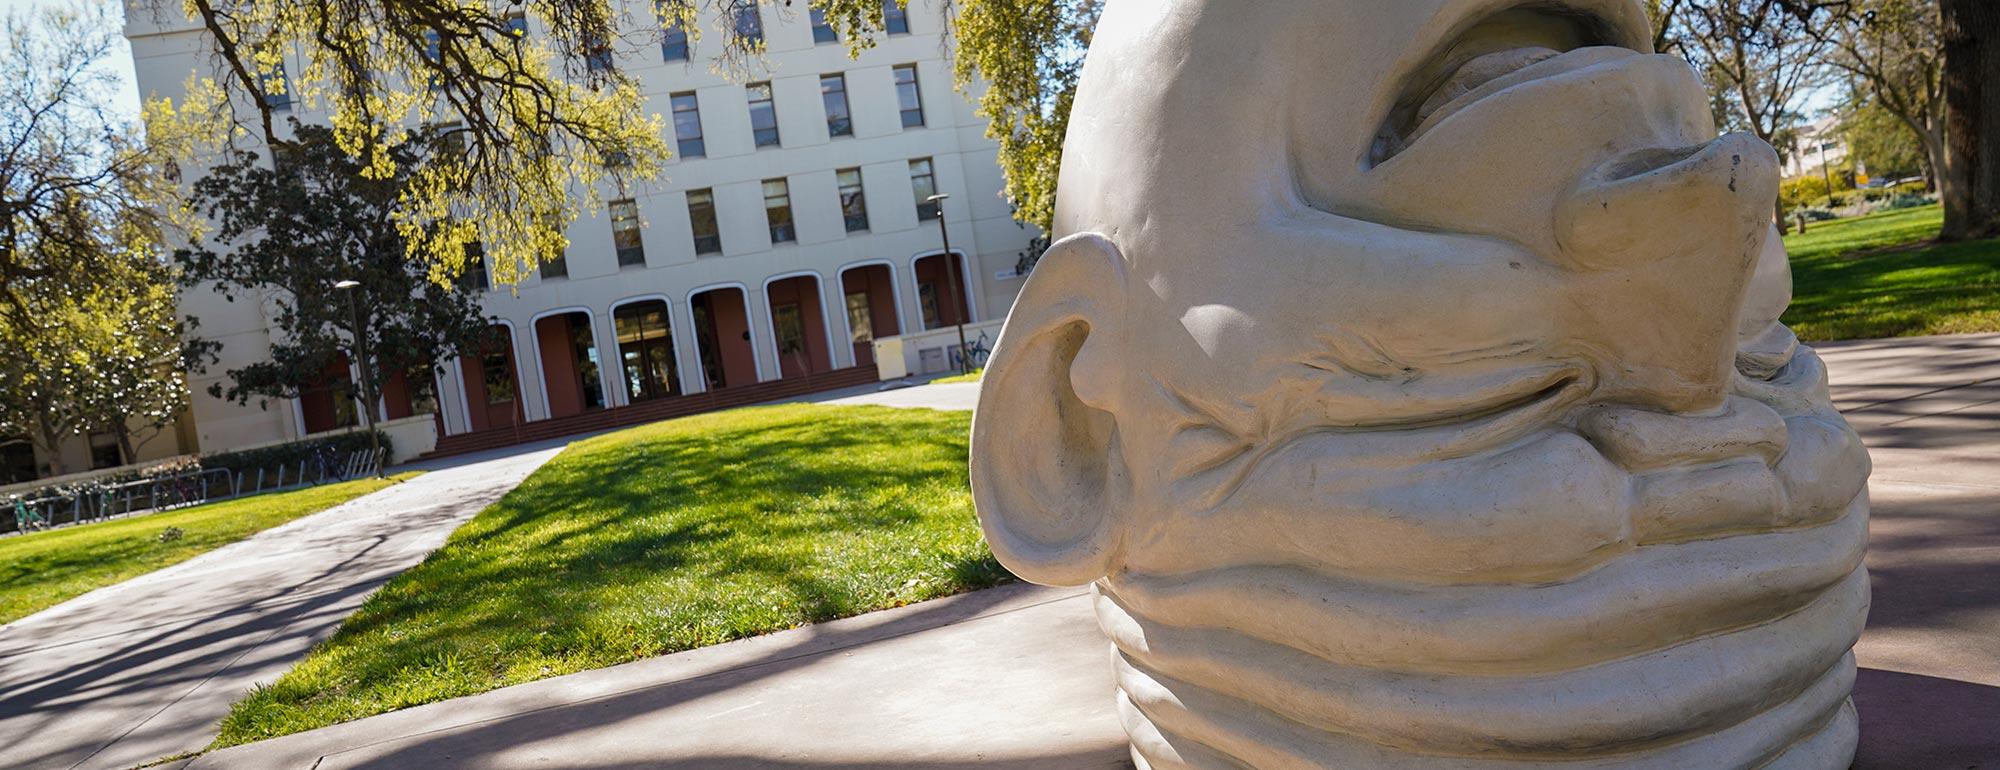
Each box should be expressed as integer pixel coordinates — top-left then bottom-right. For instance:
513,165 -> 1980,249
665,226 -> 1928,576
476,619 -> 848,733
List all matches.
925,193 -> 971,375
333,279 -> 382,476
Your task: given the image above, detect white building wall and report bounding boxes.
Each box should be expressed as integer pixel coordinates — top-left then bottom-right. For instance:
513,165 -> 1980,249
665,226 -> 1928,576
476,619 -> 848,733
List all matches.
125,0 -> 1034,448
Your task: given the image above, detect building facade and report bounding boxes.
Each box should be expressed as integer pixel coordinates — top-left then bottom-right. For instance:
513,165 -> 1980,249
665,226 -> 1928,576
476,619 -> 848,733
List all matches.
116,0 -> 1033,462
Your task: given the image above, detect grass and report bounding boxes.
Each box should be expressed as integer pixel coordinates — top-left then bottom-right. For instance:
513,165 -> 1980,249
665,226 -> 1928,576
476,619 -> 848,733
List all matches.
1783,204 -> 2000,341
931,368 -> 983,385
214,404 -> 1007,746
0,474 -> 415,626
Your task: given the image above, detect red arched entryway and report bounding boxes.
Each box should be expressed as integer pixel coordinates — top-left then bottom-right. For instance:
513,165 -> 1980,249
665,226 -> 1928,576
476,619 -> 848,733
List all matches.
537,311 -> 608,418
765,275 -> 832,379
913,252 -> 973,330
612,301 -> 680,403
690,287 -> 758,390
459,324 -> 523,431
839,264 -> 901,366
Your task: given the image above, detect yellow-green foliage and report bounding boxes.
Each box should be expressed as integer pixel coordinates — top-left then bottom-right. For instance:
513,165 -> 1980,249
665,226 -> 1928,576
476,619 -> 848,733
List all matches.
215,404 -> 1007,745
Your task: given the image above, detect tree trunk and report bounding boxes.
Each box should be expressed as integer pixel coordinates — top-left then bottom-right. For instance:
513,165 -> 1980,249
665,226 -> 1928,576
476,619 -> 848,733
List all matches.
1939,0 -> 2000,240
112,422 -> 136,467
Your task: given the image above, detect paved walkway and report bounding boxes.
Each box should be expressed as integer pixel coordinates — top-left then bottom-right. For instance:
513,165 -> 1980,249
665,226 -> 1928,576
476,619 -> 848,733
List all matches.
167,333 -> 2000,769
0,442 -> 566,770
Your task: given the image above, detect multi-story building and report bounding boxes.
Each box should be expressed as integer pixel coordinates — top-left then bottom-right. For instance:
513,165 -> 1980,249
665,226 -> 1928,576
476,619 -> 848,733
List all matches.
77,0 -> 1032,474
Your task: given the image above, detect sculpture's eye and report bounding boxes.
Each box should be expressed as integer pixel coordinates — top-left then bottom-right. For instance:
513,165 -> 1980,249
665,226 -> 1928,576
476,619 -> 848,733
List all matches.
1369,5 -> 1625,166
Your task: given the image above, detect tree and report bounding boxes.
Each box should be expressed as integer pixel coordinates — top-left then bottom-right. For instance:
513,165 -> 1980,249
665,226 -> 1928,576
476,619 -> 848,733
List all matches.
1,0 -> 173,325
1675,0 -> 1833,172
1820,0 -> 1946,189
1840,94 -> 1929,182
0,1 -> 186,478
943,0 -> 1102,237
176,123 -> 497,415
1937,0 -> 1999,240
135,0 -> 917,288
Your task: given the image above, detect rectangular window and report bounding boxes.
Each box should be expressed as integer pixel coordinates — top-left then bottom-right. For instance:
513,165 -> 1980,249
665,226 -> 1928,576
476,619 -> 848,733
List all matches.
893,64 -> 924,128
584,33 -> 613,72
821,74 -> 852,138
687,188 -> 721,254
810,9 -> 839,44
747,83 -> 780,147
884,0 -> 909,34
89,432 -> 122,470
764,178 -> 796,243
482,350 -> 515,404
460,241 -> 490,291
671,92 -> 704,158
734,6 -> 763,44
910,158 -> 940,220
262,61 -> 292,111
660,16 -> 690,61
837,167 -> 869,232
540,251 -> 568,280
610,199 -> 646,266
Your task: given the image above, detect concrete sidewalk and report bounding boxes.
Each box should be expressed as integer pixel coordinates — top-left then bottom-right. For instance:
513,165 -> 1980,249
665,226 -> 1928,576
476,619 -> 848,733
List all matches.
0,442 -> 566,770
181,334 -> 2000,769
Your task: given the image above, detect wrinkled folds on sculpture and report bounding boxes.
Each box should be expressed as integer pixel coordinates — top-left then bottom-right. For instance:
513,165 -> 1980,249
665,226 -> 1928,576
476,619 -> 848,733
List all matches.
968,1 -> 1871,768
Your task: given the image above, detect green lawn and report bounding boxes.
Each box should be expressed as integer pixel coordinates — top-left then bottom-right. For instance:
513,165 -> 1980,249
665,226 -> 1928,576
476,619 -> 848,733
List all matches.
1784,205 -> 2000,341
0,474 -> 415,625
932,367 -> 983,385
215,404 -> 1006,746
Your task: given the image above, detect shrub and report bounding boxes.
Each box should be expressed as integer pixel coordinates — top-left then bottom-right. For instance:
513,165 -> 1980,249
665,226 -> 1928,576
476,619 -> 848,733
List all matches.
199,430 -> 393,481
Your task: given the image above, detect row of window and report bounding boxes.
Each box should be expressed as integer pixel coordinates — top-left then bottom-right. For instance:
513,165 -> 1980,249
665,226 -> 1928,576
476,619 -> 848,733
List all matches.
537,158 -> 941,278
647,1 -> 910,67
668,65 -> 924,158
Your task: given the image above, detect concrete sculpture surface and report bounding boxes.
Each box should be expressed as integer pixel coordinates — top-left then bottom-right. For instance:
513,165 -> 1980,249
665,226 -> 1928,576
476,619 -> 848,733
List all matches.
967,1 -> 1873,767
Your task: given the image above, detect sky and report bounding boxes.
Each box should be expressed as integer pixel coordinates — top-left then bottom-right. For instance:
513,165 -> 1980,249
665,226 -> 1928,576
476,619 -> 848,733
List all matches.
2,0 -> 143,120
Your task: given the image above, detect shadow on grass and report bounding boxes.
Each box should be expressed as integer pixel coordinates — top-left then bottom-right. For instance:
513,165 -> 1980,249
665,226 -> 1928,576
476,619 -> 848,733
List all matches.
218,405 -> 1013,745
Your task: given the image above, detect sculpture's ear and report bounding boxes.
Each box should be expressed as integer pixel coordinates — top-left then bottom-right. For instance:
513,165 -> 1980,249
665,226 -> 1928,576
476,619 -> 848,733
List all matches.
970,233 -> 1129,587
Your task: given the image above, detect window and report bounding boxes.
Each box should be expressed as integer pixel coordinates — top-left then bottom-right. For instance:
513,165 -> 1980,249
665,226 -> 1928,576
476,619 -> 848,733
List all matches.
460,241 -> 490,291
893,64 -> 925,128
671,92 -> 705,157
661,17 -> 690,61
584,32 -> 613,72
540,251 -> 568,280
764,179 -> 795,243
610,199 -> 646,266
883,0 -> 909,34
747,83 -> 780,147
821,74 -> 853,138
846,292 -> 874,344
262,61 -> 292,111
910,158 -> 940,220
687,188 -> 721,254
810,9 -> 838,43
503,11 -> 528,38
89,432 -> 122,470
837,167 -> 869,232
733,6 -> 763,44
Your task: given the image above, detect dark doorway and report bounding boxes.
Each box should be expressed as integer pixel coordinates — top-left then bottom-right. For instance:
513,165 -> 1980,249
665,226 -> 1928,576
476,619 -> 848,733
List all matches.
459,325 -> 522,431
913,252 -> 973,330
765,276 -> 832,378
839,264 -> 901,366
689,288 -> 758,390
540,312 -> 608,417
612,303 -> 679,403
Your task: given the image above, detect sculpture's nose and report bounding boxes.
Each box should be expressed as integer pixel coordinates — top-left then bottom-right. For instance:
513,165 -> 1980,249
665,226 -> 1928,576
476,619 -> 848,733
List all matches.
1554,132 -> 1780,413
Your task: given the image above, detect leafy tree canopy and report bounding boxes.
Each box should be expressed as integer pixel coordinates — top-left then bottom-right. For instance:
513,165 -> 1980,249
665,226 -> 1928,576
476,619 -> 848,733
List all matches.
177,122 -> 496,410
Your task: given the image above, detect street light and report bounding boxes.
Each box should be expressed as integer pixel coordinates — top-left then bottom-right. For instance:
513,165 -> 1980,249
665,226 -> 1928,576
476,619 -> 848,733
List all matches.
925,193 -> 971,375
334,279 -> 382,476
